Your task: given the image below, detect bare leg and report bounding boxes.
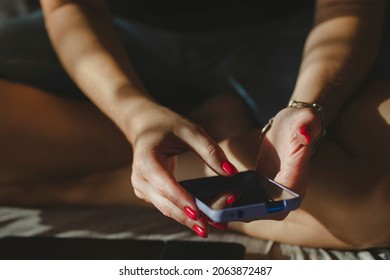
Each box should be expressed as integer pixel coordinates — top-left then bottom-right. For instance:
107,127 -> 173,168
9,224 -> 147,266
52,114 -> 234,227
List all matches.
3,78 -> 388,249
229,80 -> 390,249
0,79 -> 254,205
0,79 -> 132,184
175,80 -> 390,249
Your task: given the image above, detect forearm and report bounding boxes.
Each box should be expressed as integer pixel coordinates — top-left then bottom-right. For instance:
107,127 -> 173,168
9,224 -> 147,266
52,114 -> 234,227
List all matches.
291,0 -> 386,125
40,0 -> 150,135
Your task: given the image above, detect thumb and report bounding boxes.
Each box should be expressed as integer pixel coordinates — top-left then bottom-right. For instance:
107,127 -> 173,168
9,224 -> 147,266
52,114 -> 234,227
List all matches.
274,140 -> 312,194
295,115 -> 324,147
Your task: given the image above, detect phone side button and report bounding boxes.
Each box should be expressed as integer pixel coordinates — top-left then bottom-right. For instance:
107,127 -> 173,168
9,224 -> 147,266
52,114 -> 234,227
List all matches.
266,201 -> 285,213
237,210 -> 244,218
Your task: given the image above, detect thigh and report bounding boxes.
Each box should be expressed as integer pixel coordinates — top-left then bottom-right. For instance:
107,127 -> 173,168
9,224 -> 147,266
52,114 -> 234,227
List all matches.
230,80 -> 390,249
303,80 -> 390,248
0,80 -> 131,184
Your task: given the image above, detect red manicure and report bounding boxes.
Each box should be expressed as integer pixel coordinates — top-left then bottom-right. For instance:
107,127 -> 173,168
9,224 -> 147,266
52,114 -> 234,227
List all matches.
299,125 -> 311,144
193,225 -> 208,238
226,193 -> 240,205
221,161 -> 238,175
184,206 -> 198,220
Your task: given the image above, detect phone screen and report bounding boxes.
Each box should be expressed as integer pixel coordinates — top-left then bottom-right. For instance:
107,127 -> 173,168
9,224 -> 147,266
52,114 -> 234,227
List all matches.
181,171 -> 297,211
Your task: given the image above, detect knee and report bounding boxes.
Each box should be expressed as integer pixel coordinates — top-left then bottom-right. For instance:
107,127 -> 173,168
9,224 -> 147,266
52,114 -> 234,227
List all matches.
306,162 -> 390,249
326,171 -> 390,249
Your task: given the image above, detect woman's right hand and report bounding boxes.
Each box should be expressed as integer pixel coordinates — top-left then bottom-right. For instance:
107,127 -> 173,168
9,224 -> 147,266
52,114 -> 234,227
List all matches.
40,0 -> 238,237
122,97 -> 238,237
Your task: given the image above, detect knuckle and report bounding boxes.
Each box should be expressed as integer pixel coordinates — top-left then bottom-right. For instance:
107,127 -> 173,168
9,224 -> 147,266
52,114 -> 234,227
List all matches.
130,172 -> 150,202
162,203 -> 192,228
192,123 -> 206,134
171,194 -> 183,209
177,122 -> 202,138
130,170 -> 143,187
130,170 -> 137,184
155,180 -> 168,197
133,189 -> 145,200
132,155 -> 149,171
205,142 -> 220,160
159,202 -> 172,218
177,213 -> 193,228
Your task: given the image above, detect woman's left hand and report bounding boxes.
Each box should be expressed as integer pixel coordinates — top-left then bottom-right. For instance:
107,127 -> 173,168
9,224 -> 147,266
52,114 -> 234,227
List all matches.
256,107 -> 323,195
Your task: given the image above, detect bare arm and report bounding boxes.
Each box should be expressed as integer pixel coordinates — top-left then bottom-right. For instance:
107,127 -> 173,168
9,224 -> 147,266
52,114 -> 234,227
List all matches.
40,0 -> 237,236
256,0 -> 386,193
291,0 -> 386,125
40,0 -> 148,138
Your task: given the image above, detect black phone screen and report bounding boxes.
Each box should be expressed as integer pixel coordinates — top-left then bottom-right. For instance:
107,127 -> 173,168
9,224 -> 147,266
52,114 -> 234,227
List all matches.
180,171 -> 296,210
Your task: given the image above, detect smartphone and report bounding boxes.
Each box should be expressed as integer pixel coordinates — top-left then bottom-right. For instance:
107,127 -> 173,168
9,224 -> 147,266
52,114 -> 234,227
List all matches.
180,170 -> 301,223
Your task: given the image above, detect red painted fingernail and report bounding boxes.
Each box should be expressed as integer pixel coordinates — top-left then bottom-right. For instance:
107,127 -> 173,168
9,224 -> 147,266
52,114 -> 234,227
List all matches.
226,192 -> 240,205
299,125 -> 311,144
184,206 -> 198,220
221,161 -> 238,175
193,225 -> 208,238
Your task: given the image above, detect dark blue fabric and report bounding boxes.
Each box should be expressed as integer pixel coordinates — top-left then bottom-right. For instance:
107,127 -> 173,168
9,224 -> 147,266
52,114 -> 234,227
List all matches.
0,7 -> 317,121
1,2 -> 389,123
0,12 -> 83,99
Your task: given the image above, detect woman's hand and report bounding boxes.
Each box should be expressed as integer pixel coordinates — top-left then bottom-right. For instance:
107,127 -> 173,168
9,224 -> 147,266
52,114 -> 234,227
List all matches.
125,98 -> 238,237
256,107 -> 323,195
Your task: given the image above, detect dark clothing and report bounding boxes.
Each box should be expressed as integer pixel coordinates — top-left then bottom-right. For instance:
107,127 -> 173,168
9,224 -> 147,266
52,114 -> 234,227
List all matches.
107,0 -> 311,32
0,6 -> 315,122
11,2 -> 390,125
1,1 -> 389,120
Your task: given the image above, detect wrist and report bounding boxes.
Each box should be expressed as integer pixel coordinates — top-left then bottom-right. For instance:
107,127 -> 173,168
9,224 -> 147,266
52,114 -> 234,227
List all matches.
259,103 -> 326,154
105,85 -> 156,142
288,100 -> 325,127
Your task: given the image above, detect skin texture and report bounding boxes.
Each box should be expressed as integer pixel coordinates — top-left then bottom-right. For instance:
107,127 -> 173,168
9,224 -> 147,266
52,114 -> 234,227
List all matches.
0,0 -> 389,247
38,0 -> 244,236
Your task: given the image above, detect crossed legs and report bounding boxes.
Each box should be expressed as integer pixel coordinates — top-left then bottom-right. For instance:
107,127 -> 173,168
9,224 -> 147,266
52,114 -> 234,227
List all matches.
1,78 -> 389,249
229,81 -> 390,249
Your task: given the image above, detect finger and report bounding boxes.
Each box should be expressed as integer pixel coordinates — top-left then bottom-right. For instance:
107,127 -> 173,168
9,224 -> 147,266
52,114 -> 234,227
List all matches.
209,191 -> 241,210
137,152 -> 201,220
133,170 -> 209,236
293,111 -> 323,146
130,170 -> 150,202
256,136 -> 280,179
200,191 -> 240,230
147,188 -> 209,238
133,188 -> 148,202
176,124 -> 238,176
200,213 -> 229,231
274,145 -> 311,193
272,111 -> 319,192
